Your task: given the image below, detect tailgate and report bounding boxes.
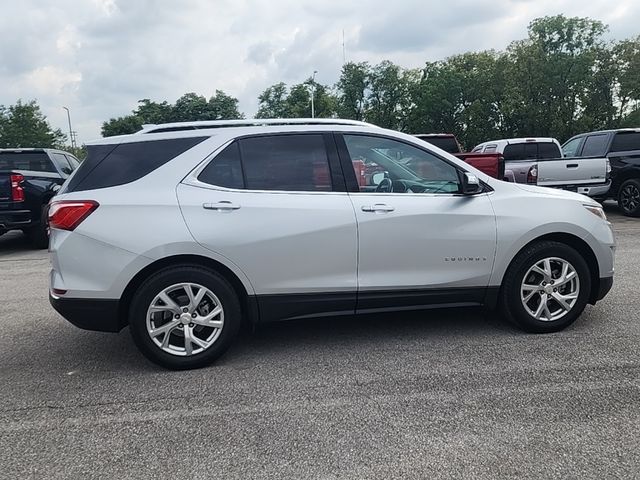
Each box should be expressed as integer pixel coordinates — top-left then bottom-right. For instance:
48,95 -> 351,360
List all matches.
537,157 -> 608,186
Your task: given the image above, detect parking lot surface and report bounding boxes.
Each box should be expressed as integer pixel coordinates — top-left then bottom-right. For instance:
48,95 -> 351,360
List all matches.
1,205 -> 639,479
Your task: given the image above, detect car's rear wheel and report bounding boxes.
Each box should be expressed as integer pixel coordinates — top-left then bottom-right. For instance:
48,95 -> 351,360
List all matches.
618,179 -> 640,217
500,241 -> 591,333
129,265 -> 241,369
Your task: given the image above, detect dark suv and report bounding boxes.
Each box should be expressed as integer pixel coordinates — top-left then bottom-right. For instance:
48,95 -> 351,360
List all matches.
0,148 -> 80,247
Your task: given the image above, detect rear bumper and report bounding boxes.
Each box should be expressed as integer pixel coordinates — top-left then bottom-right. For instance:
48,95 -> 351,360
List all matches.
0,208 -> 33,231
49,292 -> 123,332
576,181 -> 611,199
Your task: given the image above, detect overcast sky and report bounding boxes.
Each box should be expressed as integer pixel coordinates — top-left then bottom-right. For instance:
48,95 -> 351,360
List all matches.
1,0 -> 638,143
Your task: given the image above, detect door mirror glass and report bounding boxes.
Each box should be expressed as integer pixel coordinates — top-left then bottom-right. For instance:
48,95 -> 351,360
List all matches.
462,172 -> 482,194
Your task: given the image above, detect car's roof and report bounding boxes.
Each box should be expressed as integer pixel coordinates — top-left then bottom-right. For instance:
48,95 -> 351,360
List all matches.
476,137 -> 558,147
569,128 -> 640,138
86,119 -> 383,146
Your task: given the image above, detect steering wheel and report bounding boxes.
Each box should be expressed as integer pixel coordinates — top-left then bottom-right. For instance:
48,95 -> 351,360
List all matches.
376,177 -> 393,193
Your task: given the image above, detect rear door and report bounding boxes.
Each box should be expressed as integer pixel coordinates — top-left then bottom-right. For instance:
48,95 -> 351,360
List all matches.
336,133 -> 496,310
177,133 -> 358,321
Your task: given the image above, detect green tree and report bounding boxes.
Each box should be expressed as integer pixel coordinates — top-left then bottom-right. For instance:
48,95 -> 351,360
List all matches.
101,115 -> 143,137
256,82 -> 290,118
0,100 -> 66,148
336,62 -> 370,120
365,61 -> 416,130
502,15 -> 607,140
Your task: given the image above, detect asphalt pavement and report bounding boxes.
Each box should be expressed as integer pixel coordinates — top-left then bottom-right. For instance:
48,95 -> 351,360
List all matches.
0,204 -> 638,479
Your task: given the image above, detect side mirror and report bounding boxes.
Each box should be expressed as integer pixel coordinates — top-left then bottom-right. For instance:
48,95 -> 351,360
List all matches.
462,172 -> 482,195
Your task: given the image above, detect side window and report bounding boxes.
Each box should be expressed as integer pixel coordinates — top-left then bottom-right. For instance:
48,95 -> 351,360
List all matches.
581,134 -> 608,157
538,142 -> 561,159
562,137 -> 583,157
239,134 -> 332,192
343,135 -> 460,194
198,142 -> 244,189
484,144 -> 497,153
503,144 -> 525,161
50,152 -> 73,175
65,155 -> 81,170
610,132 -> 640,152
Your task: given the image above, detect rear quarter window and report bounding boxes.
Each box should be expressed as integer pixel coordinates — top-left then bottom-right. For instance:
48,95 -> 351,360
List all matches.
64,137 -> 207,193
610,132 -> 640,152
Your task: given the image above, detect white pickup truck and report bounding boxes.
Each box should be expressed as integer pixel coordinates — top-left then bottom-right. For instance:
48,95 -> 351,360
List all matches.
472,137 -> 610,199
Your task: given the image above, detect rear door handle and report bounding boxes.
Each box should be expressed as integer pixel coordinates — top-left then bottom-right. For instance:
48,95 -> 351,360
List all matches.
361,204 -> 395,213
203,201 -> 241,211
566,164 -> 579,168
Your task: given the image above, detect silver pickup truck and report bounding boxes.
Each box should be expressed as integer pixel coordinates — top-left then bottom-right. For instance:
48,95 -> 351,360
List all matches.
472,137 -> 610,198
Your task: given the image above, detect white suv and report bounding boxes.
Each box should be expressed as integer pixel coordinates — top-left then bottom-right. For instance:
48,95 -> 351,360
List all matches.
48,119 -> 615,369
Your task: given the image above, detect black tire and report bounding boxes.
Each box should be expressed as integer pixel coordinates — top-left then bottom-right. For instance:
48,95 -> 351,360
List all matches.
24,205 -> 49,249
499,241 -> 591,333
129,265 -> 242,370
618,179 -> 640,217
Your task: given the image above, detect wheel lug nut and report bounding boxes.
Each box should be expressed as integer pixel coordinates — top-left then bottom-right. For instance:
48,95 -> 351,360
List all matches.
182,307 -> 188,313
553,288 -> 557,292
189,323 -> 194,328
542,282 -> 546,286
550,281 -> 554,285
174,314 -> 180,319
191,313 -> 197,318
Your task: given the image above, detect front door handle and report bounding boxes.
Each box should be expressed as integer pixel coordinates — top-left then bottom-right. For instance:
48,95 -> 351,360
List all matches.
566,164 -> 579,168
361,204 -> 395,213
203,201 -> 241,211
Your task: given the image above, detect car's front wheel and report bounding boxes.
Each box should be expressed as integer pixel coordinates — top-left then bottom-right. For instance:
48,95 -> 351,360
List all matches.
500,241 -> 591,333
129,265 -> 241,369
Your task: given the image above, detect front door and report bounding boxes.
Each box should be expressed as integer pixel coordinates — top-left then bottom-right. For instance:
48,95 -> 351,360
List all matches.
336,133 -> 497,311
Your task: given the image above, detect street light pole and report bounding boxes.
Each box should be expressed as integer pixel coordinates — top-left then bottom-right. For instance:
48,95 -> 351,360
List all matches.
311,70 -> 318,118
62,107 -> 76,148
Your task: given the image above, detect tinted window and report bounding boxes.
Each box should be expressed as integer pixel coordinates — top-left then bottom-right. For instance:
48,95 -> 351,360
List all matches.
65,137 -> 207,193
562,137 -> 583,157
581,134 -> 608,157
417,136 -> 460,154
0,152 -> 55,172
51,152 -> 74,175
198,142 -> 244,189
503,144 -> 525,161
238,135 -> 331,192
524,143 -> 538,159
610,132 -> 640,152
538,142 -> 561,159
344,135 -> 460,194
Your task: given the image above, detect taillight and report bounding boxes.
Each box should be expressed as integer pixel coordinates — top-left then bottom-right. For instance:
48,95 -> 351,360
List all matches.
527,165 -> 538,184
10,173 -> 25,202
48,200 -> 99,231
606,159 -> 611,180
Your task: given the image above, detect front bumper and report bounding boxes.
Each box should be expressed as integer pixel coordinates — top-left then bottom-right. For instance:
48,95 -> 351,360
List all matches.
49,292 -> 123,332
594,276 -> 613,303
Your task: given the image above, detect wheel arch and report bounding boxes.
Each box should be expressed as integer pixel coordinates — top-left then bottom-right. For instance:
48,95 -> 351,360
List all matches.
117,254 -> 259,329
493,232 -> 601,308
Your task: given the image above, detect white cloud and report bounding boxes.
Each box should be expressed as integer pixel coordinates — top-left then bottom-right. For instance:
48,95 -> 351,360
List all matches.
0,0 -> 638,144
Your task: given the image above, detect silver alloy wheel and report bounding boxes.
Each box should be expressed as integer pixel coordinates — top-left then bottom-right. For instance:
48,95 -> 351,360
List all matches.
520,257 -> 580,322
620,183 -> 640,213
146,282 -> 224,356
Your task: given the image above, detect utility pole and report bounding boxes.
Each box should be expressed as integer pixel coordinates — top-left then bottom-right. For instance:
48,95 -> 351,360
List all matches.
311,70 -> 318,118
342,30 -> 346,65
62,107 -> 76,149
